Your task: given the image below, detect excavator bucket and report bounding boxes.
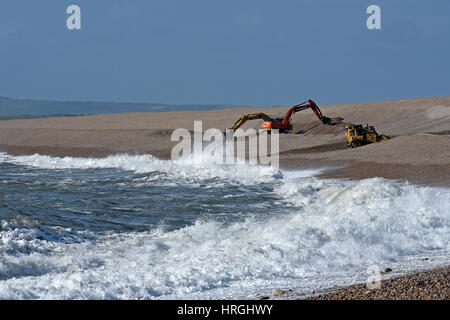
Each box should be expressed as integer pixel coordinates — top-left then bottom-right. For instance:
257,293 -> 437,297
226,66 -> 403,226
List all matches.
320,116 -> 332,125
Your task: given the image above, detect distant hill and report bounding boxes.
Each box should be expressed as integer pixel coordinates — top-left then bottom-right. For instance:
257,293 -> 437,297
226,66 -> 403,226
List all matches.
0,96 -> 255,118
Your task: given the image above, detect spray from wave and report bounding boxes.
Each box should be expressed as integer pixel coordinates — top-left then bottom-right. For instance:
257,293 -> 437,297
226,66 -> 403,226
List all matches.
0,153 -> 282,183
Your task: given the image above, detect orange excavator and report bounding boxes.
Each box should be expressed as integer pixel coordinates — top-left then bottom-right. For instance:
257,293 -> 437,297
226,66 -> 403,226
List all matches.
260,99 -> 330,133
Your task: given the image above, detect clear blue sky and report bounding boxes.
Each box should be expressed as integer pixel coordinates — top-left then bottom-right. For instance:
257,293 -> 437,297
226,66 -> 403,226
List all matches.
0,0 -> 449,106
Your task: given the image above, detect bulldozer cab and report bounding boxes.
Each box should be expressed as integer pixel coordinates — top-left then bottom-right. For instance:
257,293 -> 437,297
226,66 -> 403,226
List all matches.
345,124 -> 368,148
354,125 -> 365,136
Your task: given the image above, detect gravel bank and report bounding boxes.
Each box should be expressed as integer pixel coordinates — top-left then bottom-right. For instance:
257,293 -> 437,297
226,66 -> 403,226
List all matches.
307,266 -> 450,300
1,97 -> 449,186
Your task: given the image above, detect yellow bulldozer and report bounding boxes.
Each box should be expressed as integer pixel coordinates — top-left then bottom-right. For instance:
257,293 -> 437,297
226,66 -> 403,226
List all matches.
345,124 -> 389,148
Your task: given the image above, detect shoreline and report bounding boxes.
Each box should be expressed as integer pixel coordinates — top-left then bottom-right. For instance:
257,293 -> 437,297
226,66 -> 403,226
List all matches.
305,265 -> 450,300
279,157 -> 450,188
1,145 -> 449,188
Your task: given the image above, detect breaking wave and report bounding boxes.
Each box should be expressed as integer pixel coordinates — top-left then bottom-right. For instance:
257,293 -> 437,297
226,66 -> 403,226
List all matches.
0,153 -> 449,299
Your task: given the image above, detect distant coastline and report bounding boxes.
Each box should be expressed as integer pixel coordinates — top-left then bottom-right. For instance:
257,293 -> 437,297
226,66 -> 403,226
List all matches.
0,114 -> 82,120
0,96 -> 258,117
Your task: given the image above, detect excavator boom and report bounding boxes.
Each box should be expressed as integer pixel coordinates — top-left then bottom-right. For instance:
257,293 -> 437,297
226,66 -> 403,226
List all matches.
229,113 -> 273,131
260,99 -> 330,132
281,100 -> 329,127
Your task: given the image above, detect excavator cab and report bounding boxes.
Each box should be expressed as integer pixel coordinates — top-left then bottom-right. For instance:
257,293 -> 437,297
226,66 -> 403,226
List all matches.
260,119 -> 293,133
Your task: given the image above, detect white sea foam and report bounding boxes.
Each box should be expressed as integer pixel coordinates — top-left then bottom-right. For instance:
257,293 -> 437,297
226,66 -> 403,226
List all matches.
0,153 -> 449,299
0,152 -> 281,184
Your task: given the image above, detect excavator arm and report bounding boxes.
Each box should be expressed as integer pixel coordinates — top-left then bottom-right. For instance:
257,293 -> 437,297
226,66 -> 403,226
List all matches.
229,113 -> 273,131
281,100 -> 330,127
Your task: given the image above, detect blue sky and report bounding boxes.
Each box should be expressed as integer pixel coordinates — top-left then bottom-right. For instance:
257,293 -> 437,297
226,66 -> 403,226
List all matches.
0,0 -> 449,106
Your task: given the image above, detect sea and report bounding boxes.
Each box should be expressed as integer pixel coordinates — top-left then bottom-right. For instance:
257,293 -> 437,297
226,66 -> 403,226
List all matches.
0,152 -> 449,299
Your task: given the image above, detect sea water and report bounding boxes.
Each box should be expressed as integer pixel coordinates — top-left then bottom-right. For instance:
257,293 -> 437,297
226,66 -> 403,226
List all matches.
0,152 -> 449,299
